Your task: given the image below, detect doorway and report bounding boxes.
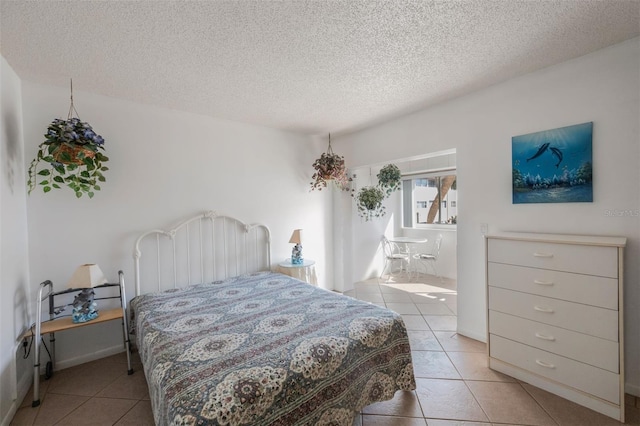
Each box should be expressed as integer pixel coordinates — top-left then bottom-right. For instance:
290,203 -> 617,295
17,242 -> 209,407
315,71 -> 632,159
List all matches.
345,148 -> 459,335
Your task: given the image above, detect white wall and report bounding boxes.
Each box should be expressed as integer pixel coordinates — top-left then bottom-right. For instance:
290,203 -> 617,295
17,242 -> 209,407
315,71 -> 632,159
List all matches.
0,57 -> 31,426
19,81 -> 332,371
335,38 -> 640,395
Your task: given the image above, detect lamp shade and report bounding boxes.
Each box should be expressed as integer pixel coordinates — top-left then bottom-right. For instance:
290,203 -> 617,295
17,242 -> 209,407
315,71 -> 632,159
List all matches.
289,229 -> 303,245
68,264 -> 107,289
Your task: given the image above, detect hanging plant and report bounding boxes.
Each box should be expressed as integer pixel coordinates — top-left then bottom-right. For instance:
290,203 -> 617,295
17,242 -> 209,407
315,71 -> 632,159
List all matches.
310,133 -> 351,191
377,164 -> 402,196
355,186 -> 386,221
27,80 -> 109,198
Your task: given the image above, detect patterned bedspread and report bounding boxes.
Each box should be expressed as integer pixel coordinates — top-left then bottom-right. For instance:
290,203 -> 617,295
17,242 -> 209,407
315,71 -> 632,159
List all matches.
130,271 -> 415,426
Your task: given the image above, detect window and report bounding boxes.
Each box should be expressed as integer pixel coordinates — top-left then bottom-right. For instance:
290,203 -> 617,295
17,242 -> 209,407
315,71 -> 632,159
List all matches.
402,172 -> 457,227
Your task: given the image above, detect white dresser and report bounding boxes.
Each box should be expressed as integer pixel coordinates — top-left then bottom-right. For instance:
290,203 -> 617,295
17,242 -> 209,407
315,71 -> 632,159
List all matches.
485,232 -> 626,422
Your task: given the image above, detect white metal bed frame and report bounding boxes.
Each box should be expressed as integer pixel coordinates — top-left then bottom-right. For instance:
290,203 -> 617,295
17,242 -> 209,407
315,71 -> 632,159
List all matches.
133,211 -> 271,296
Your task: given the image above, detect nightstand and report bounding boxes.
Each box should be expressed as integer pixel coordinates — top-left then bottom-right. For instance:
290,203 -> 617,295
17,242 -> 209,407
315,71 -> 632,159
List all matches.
277,259 -> 318,285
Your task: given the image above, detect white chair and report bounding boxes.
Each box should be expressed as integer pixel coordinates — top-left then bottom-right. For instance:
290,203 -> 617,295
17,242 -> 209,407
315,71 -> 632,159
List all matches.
413,234 -> 443,279
380,236 -> 409,282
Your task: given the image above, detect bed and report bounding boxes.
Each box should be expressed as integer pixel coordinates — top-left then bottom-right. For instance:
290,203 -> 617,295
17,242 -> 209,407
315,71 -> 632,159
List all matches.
130,211 -> 415,425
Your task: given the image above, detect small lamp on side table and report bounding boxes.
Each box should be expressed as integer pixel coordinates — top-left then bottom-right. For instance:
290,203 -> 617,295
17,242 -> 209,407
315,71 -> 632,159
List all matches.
289,229 -> 304,265
68,263 -> 107,323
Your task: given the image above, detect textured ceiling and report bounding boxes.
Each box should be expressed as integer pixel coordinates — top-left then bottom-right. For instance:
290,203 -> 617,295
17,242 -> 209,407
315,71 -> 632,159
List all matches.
1,1 -> 639,136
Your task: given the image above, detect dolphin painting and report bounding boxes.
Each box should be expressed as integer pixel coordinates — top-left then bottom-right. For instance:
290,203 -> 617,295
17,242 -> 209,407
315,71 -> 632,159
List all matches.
549,147 -> 563,168
526,142 -> 550,162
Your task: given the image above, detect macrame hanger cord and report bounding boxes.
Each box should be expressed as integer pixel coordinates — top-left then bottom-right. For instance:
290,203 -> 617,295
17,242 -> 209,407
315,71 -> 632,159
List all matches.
327,133 -> 334,155
67,78 -> 80,120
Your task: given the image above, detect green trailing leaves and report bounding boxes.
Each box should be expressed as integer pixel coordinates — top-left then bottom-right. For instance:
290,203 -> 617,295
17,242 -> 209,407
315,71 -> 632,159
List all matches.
352,163 -> 402,221
377,164 -> 402,196
53,164 -> 65,175
354,186 -> 386,221
27,117 -> 108,198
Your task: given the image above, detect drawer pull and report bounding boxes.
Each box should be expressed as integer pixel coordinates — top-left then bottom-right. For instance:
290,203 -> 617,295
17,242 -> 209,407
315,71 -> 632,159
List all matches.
534,305 -> 555,313
535,332 -> 556,341
533,252 -> 554,258
535,359 -> 556,369
534,280 -> 554,286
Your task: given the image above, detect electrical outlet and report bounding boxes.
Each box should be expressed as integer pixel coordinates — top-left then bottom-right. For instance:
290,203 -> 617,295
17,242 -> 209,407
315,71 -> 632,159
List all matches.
480,223 -> 488,235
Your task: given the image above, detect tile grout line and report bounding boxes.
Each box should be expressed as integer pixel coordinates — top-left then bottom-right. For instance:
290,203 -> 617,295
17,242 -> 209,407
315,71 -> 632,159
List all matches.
518,381 -> 562,426
383,279 -> 469,425
418,283 -> 494,426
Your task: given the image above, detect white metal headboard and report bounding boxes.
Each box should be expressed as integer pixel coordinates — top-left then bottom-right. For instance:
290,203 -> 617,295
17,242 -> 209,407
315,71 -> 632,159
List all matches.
133,211 -> 271,296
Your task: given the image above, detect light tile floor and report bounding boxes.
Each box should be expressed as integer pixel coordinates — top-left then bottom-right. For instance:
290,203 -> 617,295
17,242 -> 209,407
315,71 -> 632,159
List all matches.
347,274 -> 640,426
10,273 -> 640,425
11,351 -> 153,425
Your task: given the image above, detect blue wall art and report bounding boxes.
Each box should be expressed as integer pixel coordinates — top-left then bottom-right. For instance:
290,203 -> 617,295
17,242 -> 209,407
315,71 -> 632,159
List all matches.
512,122 -> 593,204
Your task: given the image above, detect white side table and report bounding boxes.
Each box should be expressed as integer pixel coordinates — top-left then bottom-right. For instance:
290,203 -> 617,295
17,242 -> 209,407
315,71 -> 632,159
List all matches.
276,259 -> 318,286
389,236 -> 428,280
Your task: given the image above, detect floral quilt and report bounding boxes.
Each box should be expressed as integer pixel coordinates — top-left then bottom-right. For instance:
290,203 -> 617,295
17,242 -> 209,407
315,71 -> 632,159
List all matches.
130,271 -> 415,426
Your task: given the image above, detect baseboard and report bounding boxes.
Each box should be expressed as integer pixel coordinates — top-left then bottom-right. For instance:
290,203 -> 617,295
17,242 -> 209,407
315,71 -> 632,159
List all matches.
44,344 -> 125,373
16,366 -> 32,403
1,370 -> 33,426
626,382 -> 640,397
1,405 -> 15,426
456,327 -> 487,343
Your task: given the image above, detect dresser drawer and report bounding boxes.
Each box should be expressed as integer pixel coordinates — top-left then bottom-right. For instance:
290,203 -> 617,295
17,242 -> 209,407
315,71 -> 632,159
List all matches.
488,287 -> 618,341
488,262 -> 618,309
487,239 -> 618,278
489,310 -> 619,372
490,335 -> 620,404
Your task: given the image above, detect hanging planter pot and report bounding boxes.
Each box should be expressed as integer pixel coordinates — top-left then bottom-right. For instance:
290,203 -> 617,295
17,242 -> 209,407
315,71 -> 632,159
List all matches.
27,80 -> 109,199
52,142 -> 96,165
355,186 -> 386,221
310,133 -> 351,191
377,164 -> 402,196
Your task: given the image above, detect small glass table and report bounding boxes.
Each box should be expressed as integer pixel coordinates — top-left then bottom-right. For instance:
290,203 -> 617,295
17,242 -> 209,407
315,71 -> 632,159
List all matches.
276,259 -> 317,286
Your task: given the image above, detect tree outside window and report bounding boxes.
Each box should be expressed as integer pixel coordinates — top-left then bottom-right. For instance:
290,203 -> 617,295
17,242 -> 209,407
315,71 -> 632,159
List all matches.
402,173 -> 457,227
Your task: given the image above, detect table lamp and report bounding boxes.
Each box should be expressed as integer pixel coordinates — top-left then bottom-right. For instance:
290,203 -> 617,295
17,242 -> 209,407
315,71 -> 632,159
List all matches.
68,263 -> 107,323
289,229 -> 304,265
